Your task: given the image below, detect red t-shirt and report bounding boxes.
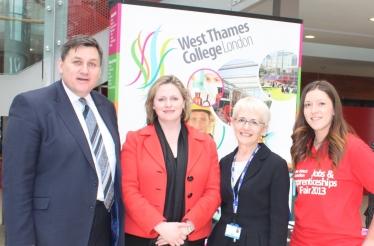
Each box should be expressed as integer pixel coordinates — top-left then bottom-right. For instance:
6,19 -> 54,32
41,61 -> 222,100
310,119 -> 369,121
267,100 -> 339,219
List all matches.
291,134 -> 374,246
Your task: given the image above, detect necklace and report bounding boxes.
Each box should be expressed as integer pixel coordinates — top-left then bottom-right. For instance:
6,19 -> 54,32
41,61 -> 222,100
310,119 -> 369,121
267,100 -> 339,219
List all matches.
313,139 -> 324,146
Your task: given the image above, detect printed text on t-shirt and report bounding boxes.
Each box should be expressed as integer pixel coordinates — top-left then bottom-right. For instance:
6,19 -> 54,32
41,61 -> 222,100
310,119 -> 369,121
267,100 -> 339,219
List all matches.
294,169 -> 337,195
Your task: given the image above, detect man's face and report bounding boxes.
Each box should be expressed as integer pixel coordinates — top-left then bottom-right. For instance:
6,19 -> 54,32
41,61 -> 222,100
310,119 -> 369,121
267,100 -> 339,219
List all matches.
58,46 -> 101,97
188,111 -> 211,133
216,107 -> 225,121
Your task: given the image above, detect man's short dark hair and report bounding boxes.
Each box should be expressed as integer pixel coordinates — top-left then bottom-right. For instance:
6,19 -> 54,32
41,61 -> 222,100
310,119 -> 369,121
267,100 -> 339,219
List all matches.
60,34 -> 103,66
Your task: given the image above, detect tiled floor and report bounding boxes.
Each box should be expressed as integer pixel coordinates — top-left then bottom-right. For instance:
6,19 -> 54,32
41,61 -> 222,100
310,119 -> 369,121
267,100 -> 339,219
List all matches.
0,192 -> 369,246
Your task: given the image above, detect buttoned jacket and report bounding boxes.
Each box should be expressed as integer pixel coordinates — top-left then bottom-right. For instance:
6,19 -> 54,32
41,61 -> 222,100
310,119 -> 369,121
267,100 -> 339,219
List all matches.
207,144 -> 289,246
2,80 -> 124,246
121,123 -> 220,241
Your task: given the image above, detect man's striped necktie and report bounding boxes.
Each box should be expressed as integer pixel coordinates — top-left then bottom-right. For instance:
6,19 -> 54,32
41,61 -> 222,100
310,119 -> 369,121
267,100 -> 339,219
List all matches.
79,98 -> 114,211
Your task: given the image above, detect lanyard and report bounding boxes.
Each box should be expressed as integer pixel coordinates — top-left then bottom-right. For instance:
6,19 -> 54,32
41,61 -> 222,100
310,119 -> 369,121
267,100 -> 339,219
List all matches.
231,145 -> 260,221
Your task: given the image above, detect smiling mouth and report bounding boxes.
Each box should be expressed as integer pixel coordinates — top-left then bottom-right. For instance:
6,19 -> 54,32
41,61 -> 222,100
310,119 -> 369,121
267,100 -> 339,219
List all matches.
163,110 -> 175,113
240,132 -> 252,137
311,117 -> 321,121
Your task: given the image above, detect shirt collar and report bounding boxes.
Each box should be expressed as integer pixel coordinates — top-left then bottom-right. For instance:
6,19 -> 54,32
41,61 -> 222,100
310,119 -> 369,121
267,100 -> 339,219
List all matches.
62,80 -> 93,105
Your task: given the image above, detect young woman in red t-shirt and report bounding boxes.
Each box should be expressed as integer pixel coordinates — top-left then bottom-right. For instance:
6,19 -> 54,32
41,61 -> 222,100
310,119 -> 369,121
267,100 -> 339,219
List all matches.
290,80 -> 374,246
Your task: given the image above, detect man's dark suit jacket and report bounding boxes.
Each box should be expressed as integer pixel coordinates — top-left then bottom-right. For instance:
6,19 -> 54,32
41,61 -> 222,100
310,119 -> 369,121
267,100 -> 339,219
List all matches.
2,80 -> 124,246
208,144 -> 290,246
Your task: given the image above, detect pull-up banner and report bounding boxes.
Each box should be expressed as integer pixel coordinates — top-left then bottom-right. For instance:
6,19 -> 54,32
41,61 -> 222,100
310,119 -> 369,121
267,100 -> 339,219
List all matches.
109,0 -> 303,165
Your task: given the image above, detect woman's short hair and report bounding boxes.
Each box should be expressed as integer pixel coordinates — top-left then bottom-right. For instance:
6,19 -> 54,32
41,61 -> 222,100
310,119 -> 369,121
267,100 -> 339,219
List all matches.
145,75 -> 191,125
232,96 -> 271,125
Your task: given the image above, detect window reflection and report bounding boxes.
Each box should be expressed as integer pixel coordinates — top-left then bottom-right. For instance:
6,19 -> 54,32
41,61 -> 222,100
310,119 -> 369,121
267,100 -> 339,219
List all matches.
0,0 -> 44,74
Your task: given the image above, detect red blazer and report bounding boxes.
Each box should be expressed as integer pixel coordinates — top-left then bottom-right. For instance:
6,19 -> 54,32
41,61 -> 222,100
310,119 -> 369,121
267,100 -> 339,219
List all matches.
121,123 -> 220,241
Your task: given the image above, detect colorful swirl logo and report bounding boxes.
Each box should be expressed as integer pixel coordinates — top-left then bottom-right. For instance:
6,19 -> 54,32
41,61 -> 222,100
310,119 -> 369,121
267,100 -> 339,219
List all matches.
127,25 -> 175,90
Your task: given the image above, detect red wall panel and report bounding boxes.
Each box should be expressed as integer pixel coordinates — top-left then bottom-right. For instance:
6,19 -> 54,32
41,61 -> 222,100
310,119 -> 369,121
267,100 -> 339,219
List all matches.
67,0 -> 162,38
343,106 -> 374,147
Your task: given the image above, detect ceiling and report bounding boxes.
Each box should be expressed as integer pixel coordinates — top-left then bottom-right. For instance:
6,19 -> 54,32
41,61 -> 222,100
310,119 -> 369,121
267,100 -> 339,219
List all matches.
163,0 -> 374,78
243,0 -> 374,78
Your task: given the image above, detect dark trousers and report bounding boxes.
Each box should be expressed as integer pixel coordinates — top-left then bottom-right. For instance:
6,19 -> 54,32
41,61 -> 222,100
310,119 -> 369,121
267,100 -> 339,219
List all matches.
88,203 -> 111,246
125,233 -> 205,246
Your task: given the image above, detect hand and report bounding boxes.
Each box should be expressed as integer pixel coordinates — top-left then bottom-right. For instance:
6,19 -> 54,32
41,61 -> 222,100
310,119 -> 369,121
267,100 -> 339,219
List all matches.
156,236 -> 169,245
156,223 -> 192,245
156,223 -> 190,245
155,235 -> 169,246
184,220 -> 195,235
178,222 -> 194,236
178,226 -> 189,236
154,222 -> 189,246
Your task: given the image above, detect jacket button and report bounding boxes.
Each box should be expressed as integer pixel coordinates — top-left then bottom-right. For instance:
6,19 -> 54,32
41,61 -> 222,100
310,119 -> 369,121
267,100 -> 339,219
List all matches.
93,182 -> 97,186
90,206 -> 94,211
187,176 -> 193,181
187,193 -> 193,198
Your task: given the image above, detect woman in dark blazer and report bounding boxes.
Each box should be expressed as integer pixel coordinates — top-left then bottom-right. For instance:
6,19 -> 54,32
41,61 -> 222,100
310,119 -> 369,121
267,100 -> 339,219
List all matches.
207,96 -> 290,246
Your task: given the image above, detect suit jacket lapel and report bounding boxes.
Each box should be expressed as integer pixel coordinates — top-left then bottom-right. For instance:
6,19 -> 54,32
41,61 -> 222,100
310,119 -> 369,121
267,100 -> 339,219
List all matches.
143,125 -> 166,170
93,92 -> 122,182
222,144 -> 268,193
93,93 -> 120,152
142,123 -> 207,172
241,156 -> 262,183
186,124 -> 203,173
222,150 -> 236,196
241,144 -> 268,183
53,80 -> 96,171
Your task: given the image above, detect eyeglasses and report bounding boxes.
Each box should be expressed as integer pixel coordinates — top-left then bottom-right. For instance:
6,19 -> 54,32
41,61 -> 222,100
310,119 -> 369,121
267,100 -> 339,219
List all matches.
234,118 -> 265,128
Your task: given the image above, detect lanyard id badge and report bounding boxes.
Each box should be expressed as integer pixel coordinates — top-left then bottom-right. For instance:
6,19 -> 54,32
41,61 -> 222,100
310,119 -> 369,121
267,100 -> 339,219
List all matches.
225,145 -> 260,242
225,223 -> 242,241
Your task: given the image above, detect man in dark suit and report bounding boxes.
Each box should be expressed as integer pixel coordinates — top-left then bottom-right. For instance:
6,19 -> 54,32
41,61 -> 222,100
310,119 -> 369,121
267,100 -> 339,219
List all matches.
2,35 -> 124,246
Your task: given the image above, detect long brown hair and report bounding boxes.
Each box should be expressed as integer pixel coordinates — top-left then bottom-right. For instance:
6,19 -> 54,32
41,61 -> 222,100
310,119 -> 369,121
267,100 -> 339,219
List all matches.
291,80 -> 355,170
145,75 -> 191,125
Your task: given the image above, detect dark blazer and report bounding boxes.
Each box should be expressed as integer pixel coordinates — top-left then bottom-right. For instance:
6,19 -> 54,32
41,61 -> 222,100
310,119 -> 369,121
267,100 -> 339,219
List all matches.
208,143 -> 289,246
2,80 -> 124,246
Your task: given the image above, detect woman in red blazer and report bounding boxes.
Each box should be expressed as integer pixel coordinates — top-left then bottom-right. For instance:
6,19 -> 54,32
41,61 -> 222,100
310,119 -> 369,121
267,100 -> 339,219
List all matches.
121,75 -> 221,246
